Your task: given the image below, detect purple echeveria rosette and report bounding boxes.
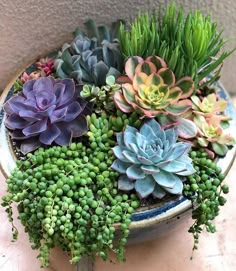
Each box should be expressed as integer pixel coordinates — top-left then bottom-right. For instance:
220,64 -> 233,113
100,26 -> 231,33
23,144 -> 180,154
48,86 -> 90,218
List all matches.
4,77 -> 89,154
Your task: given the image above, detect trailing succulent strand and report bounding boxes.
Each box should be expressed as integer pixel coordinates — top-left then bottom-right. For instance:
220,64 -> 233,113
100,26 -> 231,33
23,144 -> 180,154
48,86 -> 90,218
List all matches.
119,3 -> 234,87
114,55 -> 194,118
183,149 -> 228,252
4,77 -> 91,154
2,113 -> 140,267
111,118 -> 195,199
55,19 -> 124,87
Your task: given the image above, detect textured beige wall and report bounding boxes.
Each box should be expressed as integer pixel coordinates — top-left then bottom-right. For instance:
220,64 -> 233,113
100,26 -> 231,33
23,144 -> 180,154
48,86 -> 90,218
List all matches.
0,0 -> 235,93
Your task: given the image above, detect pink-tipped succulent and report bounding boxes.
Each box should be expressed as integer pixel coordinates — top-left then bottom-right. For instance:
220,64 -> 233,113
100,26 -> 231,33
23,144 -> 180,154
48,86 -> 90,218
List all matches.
36,57 -> 54,76
191,93 -> 227,118
114,56 -> 194,118
194,115 -> 235,156
20,71 -> 41,83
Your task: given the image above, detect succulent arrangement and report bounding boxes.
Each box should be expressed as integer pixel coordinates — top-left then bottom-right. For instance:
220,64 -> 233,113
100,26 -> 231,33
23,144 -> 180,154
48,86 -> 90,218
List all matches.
1,2 -> 235,269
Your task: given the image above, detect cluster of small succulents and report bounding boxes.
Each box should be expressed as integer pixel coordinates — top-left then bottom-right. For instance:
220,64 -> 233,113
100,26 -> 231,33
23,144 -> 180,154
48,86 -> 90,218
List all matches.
2,2 -> 236,268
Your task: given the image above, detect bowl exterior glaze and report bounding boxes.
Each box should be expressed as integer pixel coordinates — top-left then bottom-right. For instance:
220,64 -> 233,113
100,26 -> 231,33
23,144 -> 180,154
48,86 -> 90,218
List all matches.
0,63 -> 236,243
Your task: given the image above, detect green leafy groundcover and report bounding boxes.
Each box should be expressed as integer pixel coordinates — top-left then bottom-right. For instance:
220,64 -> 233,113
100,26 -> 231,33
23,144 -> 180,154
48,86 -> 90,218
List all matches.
1,2 -> 235,268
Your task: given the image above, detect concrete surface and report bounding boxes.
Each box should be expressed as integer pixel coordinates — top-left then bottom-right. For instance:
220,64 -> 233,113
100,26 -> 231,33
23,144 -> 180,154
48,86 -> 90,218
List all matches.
0,0 -> 236,93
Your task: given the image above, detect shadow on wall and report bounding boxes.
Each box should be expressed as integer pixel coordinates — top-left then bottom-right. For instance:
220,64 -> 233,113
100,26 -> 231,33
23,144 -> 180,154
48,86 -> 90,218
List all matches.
0,0 -> 235,93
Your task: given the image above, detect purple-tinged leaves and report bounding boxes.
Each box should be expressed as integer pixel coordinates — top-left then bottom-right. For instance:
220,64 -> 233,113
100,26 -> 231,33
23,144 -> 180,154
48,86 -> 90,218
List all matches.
3,77 -> 90,153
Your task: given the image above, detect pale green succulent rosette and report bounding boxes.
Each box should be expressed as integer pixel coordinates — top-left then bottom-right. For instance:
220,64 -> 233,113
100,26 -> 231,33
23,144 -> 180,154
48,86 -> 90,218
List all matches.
111,119 -> 195,199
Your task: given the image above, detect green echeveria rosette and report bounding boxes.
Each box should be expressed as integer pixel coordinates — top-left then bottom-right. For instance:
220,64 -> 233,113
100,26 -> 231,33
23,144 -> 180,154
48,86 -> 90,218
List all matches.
54,20 -> 123,87
111,119 -> 195,199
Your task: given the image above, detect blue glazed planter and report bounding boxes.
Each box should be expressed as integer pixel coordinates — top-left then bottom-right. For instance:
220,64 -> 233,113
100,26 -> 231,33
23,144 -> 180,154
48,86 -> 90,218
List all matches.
0,63 -> 236,244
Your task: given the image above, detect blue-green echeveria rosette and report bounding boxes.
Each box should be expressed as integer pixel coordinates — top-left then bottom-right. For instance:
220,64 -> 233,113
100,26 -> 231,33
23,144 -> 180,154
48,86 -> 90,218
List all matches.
111,119 -> 195,199
3,77 -> 89,154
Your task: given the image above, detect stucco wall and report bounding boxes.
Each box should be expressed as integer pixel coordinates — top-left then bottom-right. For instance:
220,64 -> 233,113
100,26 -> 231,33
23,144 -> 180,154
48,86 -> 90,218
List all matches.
0,0 -> 235,93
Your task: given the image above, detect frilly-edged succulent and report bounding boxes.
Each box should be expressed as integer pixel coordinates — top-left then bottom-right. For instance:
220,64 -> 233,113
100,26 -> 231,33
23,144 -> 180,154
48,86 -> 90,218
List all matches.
55,19 -> 123,87
80,75 -> 122,113
191,93 -> 227,117
111,119 -> 195,199
194,115 -> 236,155
114,56 -> 194,118
4,77 -> 90,154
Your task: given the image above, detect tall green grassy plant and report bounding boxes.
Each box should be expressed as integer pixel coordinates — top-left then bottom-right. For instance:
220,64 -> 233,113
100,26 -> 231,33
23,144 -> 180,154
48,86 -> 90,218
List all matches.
119,3 -> 235,88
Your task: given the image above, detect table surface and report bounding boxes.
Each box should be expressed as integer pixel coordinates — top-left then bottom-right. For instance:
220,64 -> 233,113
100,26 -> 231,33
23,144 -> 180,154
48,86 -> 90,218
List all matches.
1,158 -> 236,271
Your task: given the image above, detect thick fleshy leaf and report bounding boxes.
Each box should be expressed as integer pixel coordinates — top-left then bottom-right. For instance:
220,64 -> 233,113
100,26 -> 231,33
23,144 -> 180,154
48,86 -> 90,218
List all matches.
116,132 -> 124,146
130,102 -> 161,117
39,124 -> 61,145
135,175 -> 156,198
135,61 -> 157,75
122,83 -> 136,104
211,142 -> 228,156
177,118 -> 198,139
4,96 -> 31,114
126,164 -> 146,179
56,78 -> 76,106
22,118 -> 47,136
161,160 -> 189,173
18,109 -> 42,122
111,160 -> 130,174
175,77 -> 194,99
164,128 -> 178,147
125,56 -> 143,80
54,82 -> 66,105
141,165 -> 160,174
163,142 -> 190,161
33,77 -> 54,92
5,114 -> 31,130
20,137 -> 42,154
50,107 -> 67,123
165,100 -> 192,115
114,92 -> 133,113
35,90 -> 56,110
123,150 -> 140,164
158,68 -> 175,86
176,162 -> 196,176
112,146 -> 129,162
146,119 -> 165,142
124,132 -> 137,149
146,56 -> 167,70
22,80 -> 35,96
118,175 -> 135,191
57,115 -> 87,138
152,170 -> 178,188
136,154 -> 153,165
168,87 -> 182,103
143,73 -> 162,86
54,128 -> 72,145
164,177 -> 183,194
152,184 -> 166,199
63,101 -> 82,121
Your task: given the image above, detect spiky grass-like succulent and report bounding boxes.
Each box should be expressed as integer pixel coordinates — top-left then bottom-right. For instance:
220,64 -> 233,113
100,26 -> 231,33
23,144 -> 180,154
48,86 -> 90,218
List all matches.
111,119 -> 195,199
119,3 -> 234,87
55,19 -> 123,87
4,77 -> 89,154
114,56 -> 194,118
